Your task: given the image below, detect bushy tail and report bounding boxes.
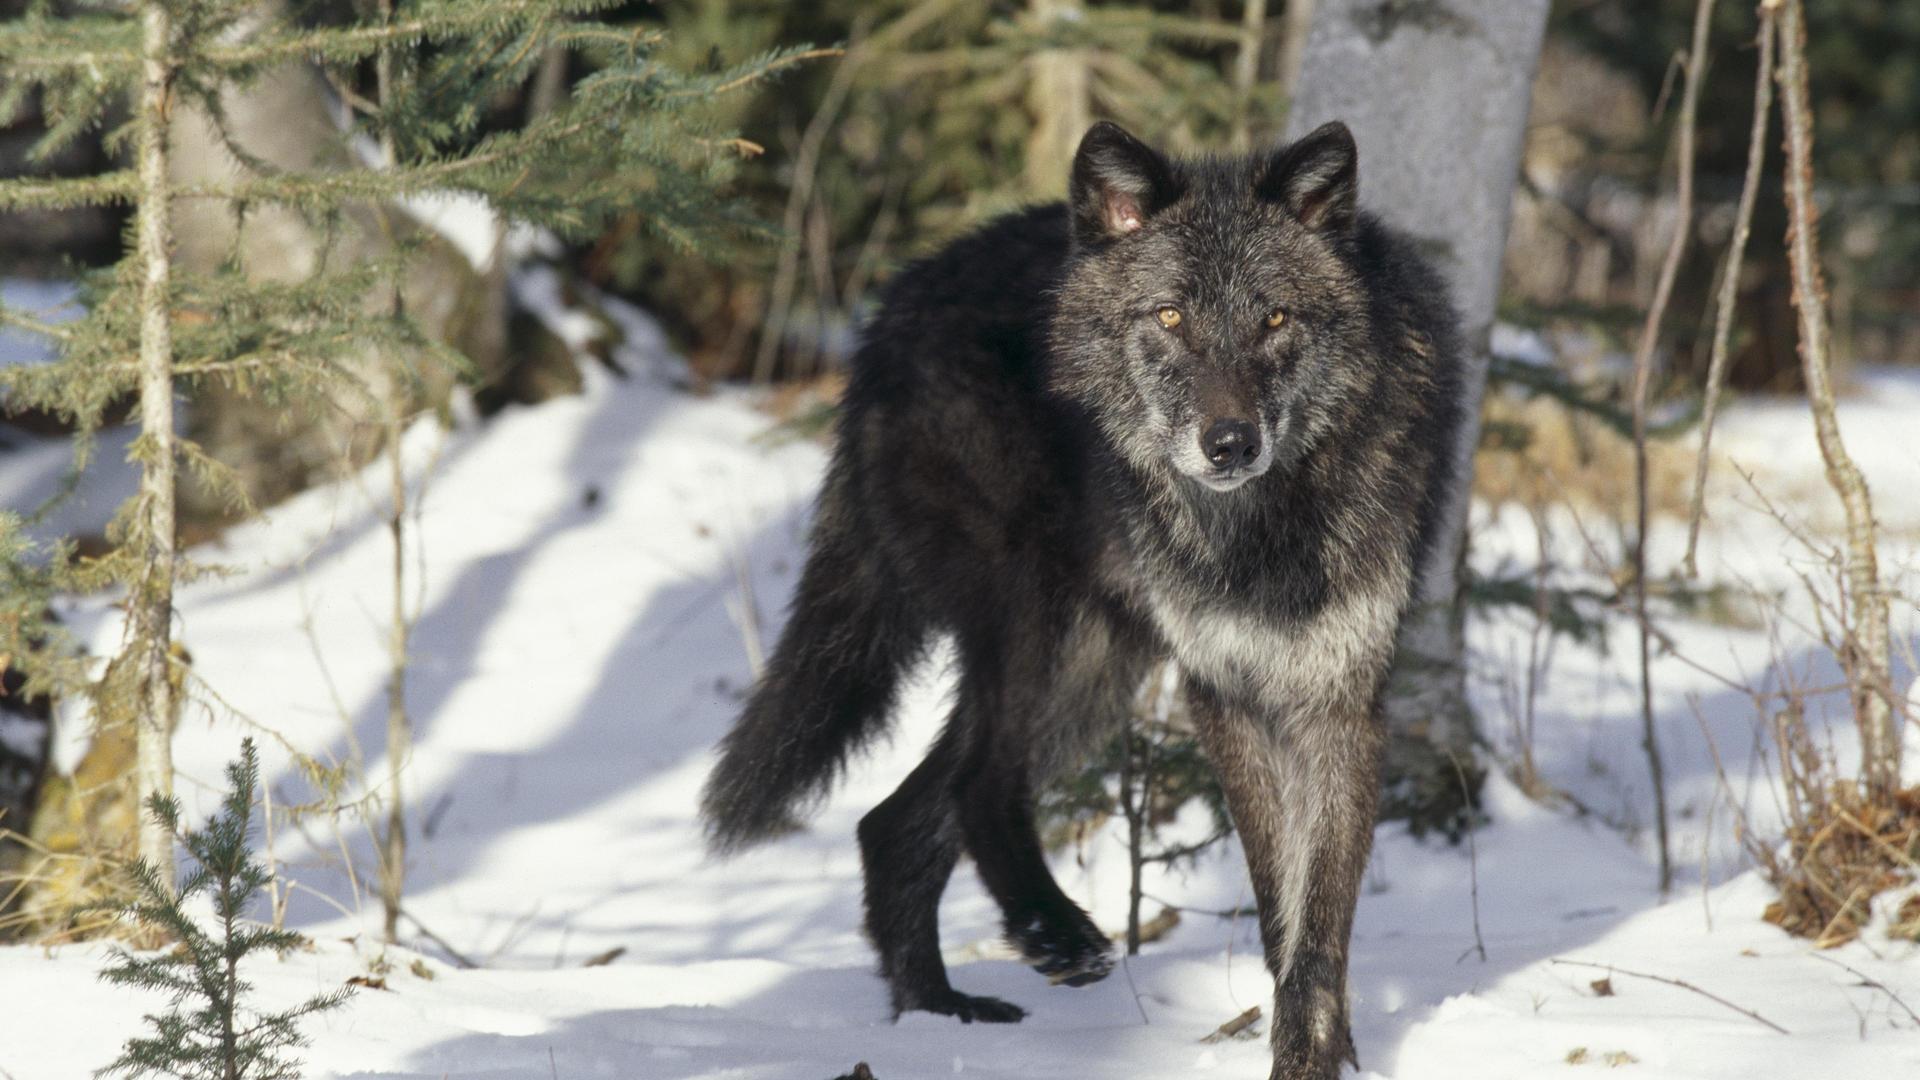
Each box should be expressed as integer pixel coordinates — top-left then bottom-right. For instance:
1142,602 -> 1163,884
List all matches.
700,471 -> 927,854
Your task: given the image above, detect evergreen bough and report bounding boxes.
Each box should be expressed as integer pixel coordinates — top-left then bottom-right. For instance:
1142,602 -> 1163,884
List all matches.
98,738 -> 349,1080
0,0 -> 811,910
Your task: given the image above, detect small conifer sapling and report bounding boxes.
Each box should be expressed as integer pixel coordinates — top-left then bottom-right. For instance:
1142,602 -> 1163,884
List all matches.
98,738 -> 350,1080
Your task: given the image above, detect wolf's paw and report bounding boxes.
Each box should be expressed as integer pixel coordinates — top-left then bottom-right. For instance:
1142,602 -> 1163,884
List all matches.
1268,982 -> 1358,1080
1009,915 -> 1115,988
902,989 -> 1028,1024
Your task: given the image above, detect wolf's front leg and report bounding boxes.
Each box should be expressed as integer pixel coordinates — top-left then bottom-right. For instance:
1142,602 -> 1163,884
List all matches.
1191,685 -> 1383,1080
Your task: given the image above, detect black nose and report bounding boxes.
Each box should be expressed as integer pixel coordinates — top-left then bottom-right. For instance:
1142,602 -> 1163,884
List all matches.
1201,419 -> 1260,469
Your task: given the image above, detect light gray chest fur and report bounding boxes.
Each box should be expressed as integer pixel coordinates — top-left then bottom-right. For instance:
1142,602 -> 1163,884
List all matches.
1138,568 -> 1407,721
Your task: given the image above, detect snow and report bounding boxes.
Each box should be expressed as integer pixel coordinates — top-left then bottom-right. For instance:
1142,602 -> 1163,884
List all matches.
0,421 -> 139,548
1489,322 -> 1554,368
0,712 -> 45,758
0,278 -> 81,369
2,323 -> 1917,1077
395,191 -> 503,275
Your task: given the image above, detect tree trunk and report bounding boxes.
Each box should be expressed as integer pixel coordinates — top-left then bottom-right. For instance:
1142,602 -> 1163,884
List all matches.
1775,0 -> 1897,795
132,0 -> 180,888
1229,0 -> 1269,153
1284,0 -> 1551,833
375,0 -> 411,946
1276,0 -> 1313,100
1023,0 -> 1093,199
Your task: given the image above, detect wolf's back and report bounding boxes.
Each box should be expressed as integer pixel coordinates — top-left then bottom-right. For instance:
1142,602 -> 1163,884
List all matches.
701,206 -> 1074,852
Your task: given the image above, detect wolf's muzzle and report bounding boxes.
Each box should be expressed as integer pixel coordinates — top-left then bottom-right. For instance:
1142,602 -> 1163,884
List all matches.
1201,418 -> 1261,469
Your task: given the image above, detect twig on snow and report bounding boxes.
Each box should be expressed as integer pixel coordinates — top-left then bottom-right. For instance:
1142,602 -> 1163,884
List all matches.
1550,958 -> 1790,1034
1202,1005 -> 1262,1044
402,907 -> 480,969
1809,952 -> 1920,1028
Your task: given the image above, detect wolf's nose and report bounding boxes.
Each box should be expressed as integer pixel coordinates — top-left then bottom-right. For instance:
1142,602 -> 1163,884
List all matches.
1201,420 -> 1260,468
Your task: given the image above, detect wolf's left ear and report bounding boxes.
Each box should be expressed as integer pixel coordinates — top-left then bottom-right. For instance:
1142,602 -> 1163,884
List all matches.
1258,121 -> 1358,232
1070,122 -> 1177,245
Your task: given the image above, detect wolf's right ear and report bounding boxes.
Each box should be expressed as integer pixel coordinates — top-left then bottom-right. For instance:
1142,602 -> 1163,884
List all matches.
1069,122 -> 1176,246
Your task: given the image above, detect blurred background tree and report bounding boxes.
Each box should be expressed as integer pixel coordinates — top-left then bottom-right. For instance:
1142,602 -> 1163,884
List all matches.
593,0 -> 1274,383
1517,0 -> 1920,387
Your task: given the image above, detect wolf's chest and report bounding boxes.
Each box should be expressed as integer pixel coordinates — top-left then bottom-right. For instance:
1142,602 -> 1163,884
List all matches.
1139,576 -> 1404,717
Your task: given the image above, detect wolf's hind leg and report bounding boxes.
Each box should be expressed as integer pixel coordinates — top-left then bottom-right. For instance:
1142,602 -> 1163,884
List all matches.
950,633 -> 1129,990
954,748 -> 1115,988
858,732 -> 1026,1023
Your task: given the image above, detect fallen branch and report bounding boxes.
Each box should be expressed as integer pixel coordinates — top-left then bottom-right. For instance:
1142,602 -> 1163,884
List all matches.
1808,952 -> 1920,1028
401,908 -> 479,970
1550,958 -> 1789,1034
1120,906 -> 1180,947
582,945 -> 627,968
1202,1005 -> 1262,1043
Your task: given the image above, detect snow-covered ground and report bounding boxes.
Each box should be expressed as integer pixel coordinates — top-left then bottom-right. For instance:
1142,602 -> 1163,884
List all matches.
3,317 -> 1917,1079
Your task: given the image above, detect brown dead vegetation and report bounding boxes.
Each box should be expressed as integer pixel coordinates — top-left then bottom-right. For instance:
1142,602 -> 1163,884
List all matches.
1758,769 -> 1919,948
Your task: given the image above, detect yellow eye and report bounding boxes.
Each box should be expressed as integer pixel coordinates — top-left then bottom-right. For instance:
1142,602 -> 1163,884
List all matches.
1266,307 -> 1287,329
1156,307 -> 1182,330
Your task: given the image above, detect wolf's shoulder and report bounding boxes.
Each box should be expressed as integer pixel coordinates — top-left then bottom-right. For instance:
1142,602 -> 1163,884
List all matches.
850,205 -> 1073,399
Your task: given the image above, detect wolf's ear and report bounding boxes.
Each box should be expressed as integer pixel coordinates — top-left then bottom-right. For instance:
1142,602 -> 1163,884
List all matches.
1258,121 -> 1358,232
1070,122 -> 1177,245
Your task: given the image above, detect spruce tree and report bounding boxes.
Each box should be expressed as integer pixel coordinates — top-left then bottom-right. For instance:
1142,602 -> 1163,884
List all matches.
98,738 -> 349,1080
1,0 -> 812,912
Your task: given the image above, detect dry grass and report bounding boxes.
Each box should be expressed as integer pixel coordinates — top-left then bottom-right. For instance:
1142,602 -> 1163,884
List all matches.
1474,390 -> 1697,520
1759,782 -> 1920,947
0,841 -> 137,944
757,371 -> 846,426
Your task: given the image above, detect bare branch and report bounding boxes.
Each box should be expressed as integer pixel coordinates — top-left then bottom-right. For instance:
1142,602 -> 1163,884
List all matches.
1683,7 -> 1776,576
1628,0 -> 1716,896
1775,0 -> 1898,792
1550,958 -> 1790,1034
1809,952 -> 1920,1028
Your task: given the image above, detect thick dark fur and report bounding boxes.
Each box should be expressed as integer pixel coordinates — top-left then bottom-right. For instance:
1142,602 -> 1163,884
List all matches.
701,121 -> 1464,1079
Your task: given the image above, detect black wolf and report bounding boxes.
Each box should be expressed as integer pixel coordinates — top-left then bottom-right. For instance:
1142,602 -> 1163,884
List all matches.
701,120 -> 1464,1080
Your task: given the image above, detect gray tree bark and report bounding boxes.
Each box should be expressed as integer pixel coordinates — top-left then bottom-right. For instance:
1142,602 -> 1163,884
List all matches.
1283,0 -> 1550,832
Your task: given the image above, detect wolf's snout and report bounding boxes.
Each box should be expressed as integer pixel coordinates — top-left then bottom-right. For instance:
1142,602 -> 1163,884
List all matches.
1201,419 -> 1261,469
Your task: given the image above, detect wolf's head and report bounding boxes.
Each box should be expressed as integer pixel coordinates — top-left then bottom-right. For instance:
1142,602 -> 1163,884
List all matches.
1048,121 -> 1377,494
